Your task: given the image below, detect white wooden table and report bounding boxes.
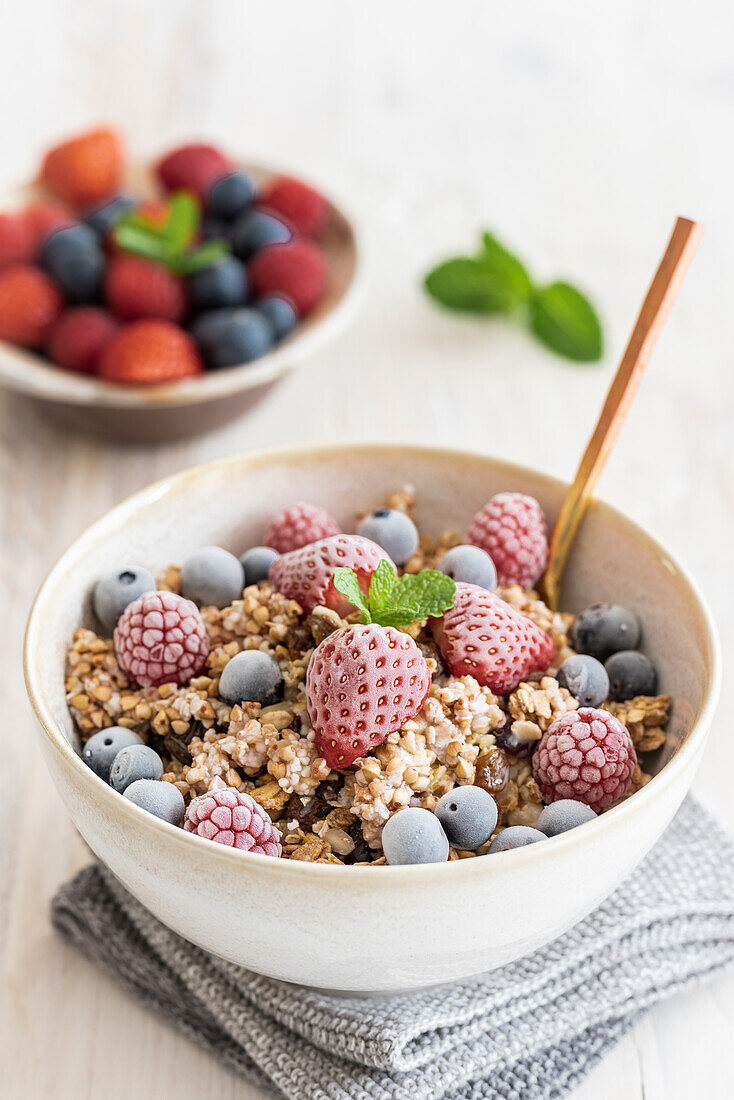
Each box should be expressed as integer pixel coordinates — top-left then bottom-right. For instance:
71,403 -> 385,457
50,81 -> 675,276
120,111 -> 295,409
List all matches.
1,2 -> 733,1096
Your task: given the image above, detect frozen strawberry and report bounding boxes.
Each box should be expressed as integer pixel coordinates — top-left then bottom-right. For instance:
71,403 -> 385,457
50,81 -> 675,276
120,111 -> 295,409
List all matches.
249,239 -> 327,316
268,534 -> 392,615
305,561 -> 454,768
307,624 -> 430,769
46,306 -> 119,373
264,502 -> 340,554
104,255 -> 187,322
156,143 -> 232,198
0,265 -> 63,347
533,708 -> 636,812
431,582 -> 555,694
259,176 -> 329,238
0,213 -> 35,270
99,321 -> 204,385
467,492 -> 548,589
40,126 -> 124,207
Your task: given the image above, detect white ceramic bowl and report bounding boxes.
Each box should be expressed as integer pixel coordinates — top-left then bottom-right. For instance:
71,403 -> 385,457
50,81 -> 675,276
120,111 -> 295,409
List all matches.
24,444 -> 721,992
0,162 -> 362,441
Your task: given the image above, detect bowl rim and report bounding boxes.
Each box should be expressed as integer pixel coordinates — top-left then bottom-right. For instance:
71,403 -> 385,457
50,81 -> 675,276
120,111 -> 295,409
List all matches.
24,441 -> 722,883
0,160 -> 365,409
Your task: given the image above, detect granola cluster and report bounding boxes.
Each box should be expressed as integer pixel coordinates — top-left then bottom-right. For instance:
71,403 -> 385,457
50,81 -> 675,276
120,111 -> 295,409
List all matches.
64,492 -> 670,865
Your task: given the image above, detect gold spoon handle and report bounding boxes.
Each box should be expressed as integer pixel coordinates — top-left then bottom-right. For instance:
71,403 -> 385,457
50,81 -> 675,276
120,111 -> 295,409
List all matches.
541,216 -> 704,610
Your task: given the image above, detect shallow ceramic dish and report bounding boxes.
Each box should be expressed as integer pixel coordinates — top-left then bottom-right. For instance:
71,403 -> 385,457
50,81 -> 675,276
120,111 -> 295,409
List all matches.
24,444 -> 721,992
0,162 -> 362,442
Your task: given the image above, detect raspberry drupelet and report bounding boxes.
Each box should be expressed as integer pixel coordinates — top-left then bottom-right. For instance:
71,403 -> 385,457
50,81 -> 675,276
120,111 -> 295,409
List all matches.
114,590 -> 210,688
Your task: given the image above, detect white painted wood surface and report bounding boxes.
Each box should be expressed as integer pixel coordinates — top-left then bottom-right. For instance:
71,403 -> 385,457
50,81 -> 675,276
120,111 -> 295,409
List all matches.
1,2 -> 733,1096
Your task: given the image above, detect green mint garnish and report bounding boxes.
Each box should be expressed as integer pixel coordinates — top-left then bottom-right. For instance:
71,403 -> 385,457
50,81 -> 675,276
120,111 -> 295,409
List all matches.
333,560 -> 456,628
423,230 -> 603,364
528,281 -> 603,363
113,191 -> 230,277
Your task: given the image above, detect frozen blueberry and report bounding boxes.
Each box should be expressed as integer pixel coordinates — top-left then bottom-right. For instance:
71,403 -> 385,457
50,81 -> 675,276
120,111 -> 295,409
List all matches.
487,826 -> 546,853
110,744 -> 163,793
207,171 -> 257,221
187,257 -> 248,312
570,603 -> 640,661
219,650 -> 284,706
92,566 -> 156,632
180,546 -> 245,608
240,545 -> 279,585
82,727 -> 144,782
381,808 -> 449,865
123,779 -> 185,825
604,650 -> 658,701
435,786 -> 498,850
83,193 -> 135,236
537,799 -> 597,837
256,295 -> 298,341
439,544 -> 497,591
231,208 -> 292,260
192,307 -> 273,369
357,509 -> 419,567
40,223 -> 105,303
556,654 -> 610,707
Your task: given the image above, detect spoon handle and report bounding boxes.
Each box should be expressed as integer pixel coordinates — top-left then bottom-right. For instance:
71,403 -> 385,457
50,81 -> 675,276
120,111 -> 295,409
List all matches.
541,216 -> 704,610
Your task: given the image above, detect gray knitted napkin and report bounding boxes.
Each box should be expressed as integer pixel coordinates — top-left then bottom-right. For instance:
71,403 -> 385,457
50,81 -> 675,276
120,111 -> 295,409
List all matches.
52,795 -> 734,1100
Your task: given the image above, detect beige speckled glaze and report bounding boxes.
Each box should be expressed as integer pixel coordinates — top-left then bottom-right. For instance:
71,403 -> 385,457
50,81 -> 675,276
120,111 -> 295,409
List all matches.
24,444 -> 721,992
0,162 -> 362,442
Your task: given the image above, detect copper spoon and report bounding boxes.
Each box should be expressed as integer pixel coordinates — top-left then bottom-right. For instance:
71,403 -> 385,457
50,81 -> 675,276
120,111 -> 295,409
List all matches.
540,216 -> 704,610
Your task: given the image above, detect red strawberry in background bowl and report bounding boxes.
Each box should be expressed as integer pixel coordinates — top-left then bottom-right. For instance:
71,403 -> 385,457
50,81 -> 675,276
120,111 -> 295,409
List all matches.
305,560 -> 455,768
0,129 -> 362,441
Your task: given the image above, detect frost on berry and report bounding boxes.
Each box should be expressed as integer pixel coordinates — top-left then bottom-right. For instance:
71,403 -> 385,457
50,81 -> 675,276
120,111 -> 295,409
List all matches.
533,707 -> 636,813
184,788 -> 281,856
114,590 -> 210,688
269,534 -> 392,615
306,624 -> 430,770
467,493 -> 548,589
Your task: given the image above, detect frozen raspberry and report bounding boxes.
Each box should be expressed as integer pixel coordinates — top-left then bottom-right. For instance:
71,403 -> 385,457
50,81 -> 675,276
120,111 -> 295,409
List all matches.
114,590 -> 210,688
184,789 -> 281,856
533,707 -> 637,813
467,492 -> 548,588
264,502 -> 340,554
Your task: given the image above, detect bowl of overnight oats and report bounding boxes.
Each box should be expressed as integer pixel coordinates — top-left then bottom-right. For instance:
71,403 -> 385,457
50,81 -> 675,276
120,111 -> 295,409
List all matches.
24,444 -> 720,991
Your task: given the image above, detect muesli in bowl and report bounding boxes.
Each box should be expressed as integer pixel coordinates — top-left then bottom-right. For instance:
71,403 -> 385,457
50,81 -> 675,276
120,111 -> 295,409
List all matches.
65,488 -> 670,866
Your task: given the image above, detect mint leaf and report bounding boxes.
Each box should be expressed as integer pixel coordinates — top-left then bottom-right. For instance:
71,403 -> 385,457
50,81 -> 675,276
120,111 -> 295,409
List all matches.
332,568 -> 369,619
163,191 -> 199,252
478,232 -> 533,309
113,223 -> 170,264
368,559 -> 398,611
529,282 -> 603,363
180,239 -> 230,276
424,257 -> 511,314
386,570 -> 456,621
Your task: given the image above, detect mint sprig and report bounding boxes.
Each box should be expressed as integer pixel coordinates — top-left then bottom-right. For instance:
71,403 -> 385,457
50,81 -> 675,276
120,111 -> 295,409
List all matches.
333,560 -> 456,628
113,191 -> 230,277
423,230 -> 603,363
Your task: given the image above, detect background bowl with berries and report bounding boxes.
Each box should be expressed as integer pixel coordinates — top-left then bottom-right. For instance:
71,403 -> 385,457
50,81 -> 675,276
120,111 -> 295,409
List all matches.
0,127 -> 362,441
